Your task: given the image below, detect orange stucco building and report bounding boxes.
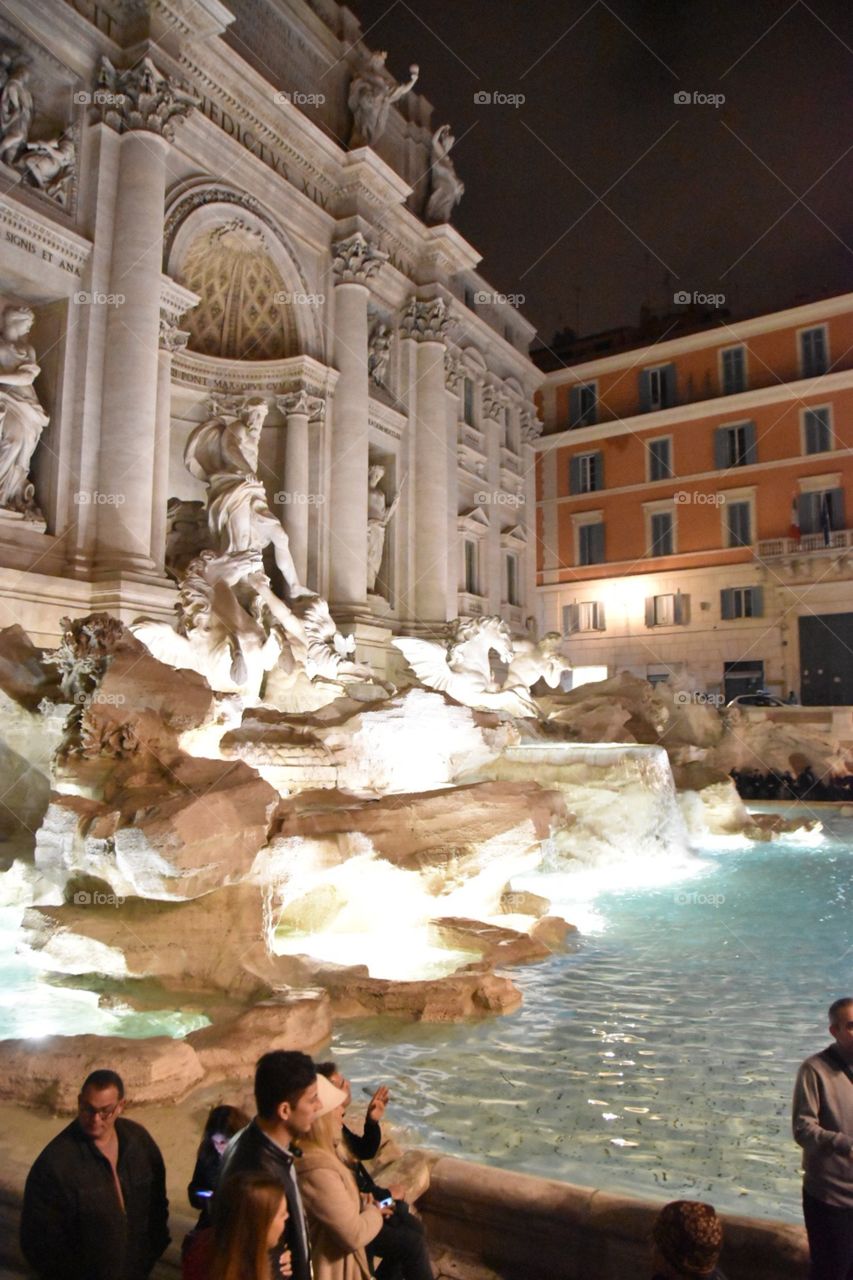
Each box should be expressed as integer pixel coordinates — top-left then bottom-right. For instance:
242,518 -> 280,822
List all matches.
534,293 -> 853,703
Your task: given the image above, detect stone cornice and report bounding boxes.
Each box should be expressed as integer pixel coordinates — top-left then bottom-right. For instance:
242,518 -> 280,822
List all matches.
171,350 -> 339,398
0,193 -> 92,283
159,274 -> 200,324
368,395 -> 408,440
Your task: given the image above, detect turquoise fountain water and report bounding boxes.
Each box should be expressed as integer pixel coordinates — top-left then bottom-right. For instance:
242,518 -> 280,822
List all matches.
332,810 -> 853,1224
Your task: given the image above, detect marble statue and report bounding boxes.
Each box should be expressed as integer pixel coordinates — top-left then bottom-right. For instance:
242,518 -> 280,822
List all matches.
366,465 -> 402,594
0,62 -> 33,166
393,616 -> 540,718
0,304 -> 49,519
425,125 -> 464,225
503,632 -> 571,692
184,396 -> 311,600
368,319 -> 392,387
348,50 -> 418,149
21,135 -> 76,204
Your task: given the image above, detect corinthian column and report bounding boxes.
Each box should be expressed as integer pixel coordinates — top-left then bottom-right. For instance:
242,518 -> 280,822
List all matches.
94,57 -> 197,578
400,296 -> 451,626
328,232 -> 387,613
275,389 -> 324,585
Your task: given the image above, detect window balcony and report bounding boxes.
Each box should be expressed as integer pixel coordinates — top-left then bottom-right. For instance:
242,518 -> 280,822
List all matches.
755,529 -> 853,558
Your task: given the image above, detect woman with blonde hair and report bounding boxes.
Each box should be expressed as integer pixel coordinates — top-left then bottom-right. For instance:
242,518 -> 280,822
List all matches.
296,1075 -> 391,1280
183,1170 -> 292,1280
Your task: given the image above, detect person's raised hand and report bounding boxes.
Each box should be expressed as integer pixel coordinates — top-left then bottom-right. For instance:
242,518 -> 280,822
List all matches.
367,1084 -> 390,1124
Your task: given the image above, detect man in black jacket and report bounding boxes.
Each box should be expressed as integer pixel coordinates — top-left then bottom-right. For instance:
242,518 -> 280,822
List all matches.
216,1050 -> 333,1280
20,1068 -> 169,1280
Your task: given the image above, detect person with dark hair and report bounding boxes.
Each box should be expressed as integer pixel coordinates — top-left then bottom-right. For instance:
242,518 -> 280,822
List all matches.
794,996 -> 853,1280
188,1104 -> 250,1224
651,1201 -> 727,1278
20,1068 -> 169,1280
184,1171 -> 292,1280
215,1051 -> 322,1280
316,1062 -> 433,1280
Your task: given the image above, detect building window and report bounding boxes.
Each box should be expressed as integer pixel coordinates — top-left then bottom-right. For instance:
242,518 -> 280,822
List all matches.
721,586 -> 764,619
570,451 -> 603,494
797,488 -> 846,536
647,437 -> 673,481
463,538 -> 479,594
505,552 -> 520,606
650,510 -> 674,556
578,521 -> 605,566
646,593 -> 690,626
726,500 -> 752,547
800,326 -> 828,377
714,421 -> 756,469
463,378 -> 475,426
721,346 -> 747,395
804,407 -> 832,454
640,364 -> 677,411
563,601 -> 606,633
569,382 -> 598,427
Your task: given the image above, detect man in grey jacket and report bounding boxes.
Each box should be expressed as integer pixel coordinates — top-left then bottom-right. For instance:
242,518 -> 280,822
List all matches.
793,997 -> 853,1279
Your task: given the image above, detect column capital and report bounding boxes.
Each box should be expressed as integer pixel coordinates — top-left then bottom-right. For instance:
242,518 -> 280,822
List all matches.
400,296 -> 451,343
332,232 -> 388,284
205,391 -> 268,418
96,55 -> 199,141
482,383 -> 507,422
275,390 -> 325,421
158,315 -> 190,353
520,406 -> 544,444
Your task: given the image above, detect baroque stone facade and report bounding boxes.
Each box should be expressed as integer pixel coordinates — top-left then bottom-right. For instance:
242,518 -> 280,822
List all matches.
0,0 -> 541,667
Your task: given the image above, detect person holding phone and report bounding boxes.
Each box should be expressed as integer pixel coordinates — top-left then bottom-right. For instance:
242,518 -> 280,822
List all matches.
296,1076 -> 390,1280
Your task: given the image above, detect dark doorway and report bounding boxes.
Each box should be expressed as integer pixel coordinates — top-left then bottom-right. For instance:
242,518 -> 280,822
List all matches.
723,660 -> 765,703
799,613 -> 853,705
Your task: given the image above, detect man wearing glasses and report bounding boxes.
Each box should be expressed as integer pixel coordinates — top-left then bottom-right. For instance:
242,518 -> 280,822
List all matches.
20,1068 -> 169,1279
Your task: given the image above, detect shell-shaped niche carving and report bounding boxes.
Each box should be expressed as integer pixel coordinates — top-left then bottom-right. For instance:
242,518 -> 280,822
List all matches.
179,218 -> 297,360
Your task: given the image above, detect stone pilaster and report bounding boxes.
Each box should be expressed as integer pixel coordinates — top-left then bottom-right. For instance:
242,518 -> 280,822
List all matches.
328,232 -> 387,613
276,389 -> 325,585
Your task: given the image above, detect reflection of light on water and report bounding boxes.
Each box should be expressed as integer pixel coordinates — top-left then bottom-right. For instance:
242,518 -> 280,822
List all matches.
273,928 -> 478,981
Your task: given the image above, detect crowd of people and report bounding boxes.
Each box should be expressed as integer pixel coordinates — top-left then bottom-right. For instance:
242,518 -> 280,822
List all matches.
15,997 -> 853,1280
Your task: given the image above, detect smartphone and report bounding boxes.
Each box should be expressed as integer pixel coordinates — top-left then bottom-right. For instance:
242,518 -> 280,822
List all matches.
376,1196 -> 394,1208
196,1190 -> 213,1199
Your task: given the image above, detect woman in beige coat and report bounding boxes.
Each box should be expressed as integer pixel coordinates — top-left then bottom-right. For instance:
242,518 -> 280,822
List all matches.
296,1078 -> 390,1280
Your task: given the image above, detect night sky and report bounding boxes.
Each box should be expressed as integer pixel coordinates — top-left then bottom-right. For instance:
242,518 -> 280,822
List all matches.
351,0 -> 853,347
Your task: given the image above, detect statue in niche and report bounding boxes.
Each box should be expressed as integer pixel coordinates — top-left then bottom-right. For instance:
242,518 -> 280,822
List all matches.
0,62 -> 33,166
184,396 -> 311,601
503,632 -> 571,693
368,320 -> 392,387
393,616 -> 540,718
0,304 -> 49,520
366,465 -> 403,594
20,135 -> 76,204
348,50 -> 418,149
425,125 -> 464,225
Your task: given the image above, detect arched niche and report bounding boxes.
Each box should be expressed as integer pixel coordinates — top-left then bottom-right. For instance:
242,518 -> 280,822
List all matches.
164,184 -> 324,362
